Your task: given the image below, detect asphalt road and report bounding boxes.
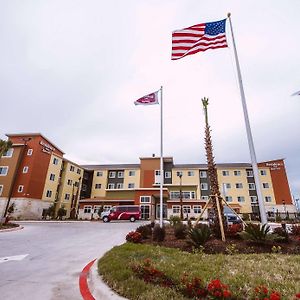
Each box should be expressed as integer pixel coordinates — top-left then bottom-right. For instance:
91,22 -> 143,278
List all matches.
0,221 -> 141,300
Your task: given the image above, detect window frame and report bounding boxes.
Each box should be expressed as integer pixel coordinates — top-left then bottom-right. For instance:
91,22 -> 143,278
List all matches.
18,185 -> 24,193
193,205 -> 202,214
2,148 -> 14,157
140,196 -> 151,203
22,166 -> 29,174
27,149 -> 33,156
107,183 -> 115,189
109,171 -> 116,178
0,166 -> 9,176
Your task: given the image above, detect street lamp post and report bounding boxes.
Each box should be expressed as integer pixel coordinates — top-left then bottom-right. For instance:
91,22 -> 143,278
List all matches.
177,172 -> 183,220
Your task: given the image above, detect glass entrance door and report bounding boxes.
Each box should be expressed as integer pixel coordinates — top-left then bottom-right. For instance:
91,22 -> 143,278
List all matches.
156,204 -> 167,219
140,205 -> 150,220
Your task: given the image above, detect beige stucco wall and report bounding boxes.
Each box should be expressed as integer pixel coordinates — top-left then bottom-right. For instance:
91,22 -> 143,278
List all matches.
91,170 -> 108,197
42,154 -> 62,203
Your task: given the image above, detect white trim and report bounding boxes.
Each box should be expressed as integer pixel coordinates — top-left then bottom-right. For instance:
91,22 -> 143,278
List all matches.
18,185 -> 24,193
23,166 -> 29,174
0,185 -> 3,196
0,166 -> 9,176
2,148 -> 14,158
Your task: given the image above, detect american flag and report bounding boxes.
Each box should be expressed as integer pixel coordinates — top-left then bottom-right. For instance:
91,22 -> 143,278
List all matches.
171,19 -> 228,60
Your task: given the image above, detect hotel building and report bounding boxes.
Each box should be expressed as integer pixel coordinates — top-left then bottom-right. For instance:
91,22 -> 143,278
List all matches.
78,156 -> 297,220
0,133 -> 297,220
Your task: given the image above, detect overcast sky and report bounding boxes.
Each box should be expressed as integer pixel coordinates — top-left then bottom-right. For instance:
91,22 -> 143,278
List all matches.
1,1 -> 300,199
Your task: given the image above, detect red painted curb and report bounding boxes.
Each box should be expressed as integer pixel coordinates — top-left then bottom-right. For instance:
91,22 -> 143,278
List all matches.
79,259 -> 96,300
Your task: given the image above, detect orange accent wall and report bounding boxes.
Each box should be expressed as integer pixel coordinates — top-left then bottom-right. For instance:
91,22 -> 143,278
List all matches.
258,159 -> 292,205
140,158 -> 160,188
9,134 -> 64,199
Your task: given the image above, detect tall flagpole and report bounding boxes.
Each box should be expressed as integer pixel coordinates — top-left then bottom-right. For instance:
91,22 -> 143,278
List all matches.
227,13 -> 267,224
159,86 -> 164,227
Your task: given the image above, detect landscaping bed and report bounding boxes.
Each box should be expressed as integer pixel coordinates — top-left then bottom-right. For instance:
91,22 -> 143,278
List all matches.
141,226 -> 300,254
0,222 -> 20,231
98,243 -> 300,300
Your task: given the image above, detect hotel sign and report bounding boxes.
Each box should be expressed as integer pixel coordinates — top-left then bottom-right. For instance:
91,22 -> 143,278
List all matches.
265,162 -> 283,171
40,141 -> 55,155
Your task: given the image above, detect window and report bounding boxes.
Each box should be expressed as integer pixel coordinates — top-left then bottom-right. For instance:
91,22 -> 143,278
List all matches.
77,169 -> 81,174
222,170 -> 229,176
155,170 -> 161,176
116,183 -> 123,189
27,149 -> 33,156
0,185 -> 3,196
117,171 -> 124,178
260,170 -> 267,176
49,174 -> 55,181
83,206 -> 92,213
199,171 -> 207,178
234,170 -> 241,176
53,158 -> 59,165
93,205 -> 101,214
128,183 -> 135,188
107,183 -> 115,189
67,179 -> 72,186
248,183 -> 255,190
46,190 -> 52,198
201,196 -> 209,201
235,183 -> 243,189
262,183 -> 270,188
95,184 -> 102,189
74,181 -> 79,187
18,185 -> 24,193
65,193 -> 70,200
96,171 -> 103,177
2,148 -> 13,157
140,196 -> 151,203
237,196 -> 245,202
23,166 -> 29,173
165,171 -> 171,178
183,206 -> 191,214
129,170 -> 135,176
188,171 -> 194,176
265,196 -> 272,202
200,183 -> 208,190
172,205 -> 180,214
0,166 -> 8,176
109,171 -> 116,178
250,196 -> 258,203
170,191 -> 195,199
225,196 -> 233,202
193,205 -> 202,213
247,170 -> 253,177
176,171 -> 183,177
70,165 -> 75,172
224,183 -> 231,189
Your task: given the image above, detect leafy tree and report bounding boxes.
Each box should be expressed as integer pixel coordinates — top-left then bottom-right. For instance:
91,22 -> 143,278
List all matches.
57,205 -> 67,220
0,139 -> 13,158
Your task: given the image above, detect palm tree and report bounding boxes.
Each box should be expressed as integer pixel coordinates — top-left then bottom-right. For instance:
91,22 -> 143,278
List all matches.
0,139 -> 13,158
202,97 -> 226,238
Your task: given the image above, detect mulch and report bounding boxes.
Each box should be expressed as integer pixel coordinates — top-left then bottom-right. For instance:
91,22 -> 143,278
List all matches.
141,226 -> 300,254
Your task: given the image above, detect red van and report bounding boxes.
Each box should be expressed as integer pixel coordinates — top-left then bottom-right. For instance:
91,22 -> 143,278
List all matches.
102,205 -> 141,223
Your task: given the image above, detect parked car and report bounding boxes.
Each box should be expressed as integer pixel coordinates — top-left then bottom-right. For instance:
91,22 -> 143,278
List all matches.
102,205 -> 141,223
223,206 -> 242,225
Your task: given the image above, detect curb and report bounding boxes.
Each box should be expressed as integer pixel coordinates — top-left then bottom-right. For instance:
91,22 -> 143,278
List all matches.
0,225 -> 24,233
80,259 -> 127,300
79,259 -> 96,300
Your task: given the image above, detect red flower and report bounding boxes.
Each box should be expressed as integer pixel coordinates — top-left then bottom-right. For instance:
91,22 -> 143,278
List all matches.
223,290 -> 232,298
295,293 -> 300,299
269,291 -> 281,300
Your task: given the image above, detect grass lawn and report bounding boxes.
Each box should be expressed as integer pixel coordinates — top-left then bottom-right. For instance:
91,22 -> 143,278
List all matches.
98,243 -> 300,300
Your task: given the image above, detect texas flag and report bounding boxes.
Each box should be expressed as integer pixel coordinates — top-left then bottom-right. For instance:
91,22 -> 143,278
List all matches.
134,90 -> 159,105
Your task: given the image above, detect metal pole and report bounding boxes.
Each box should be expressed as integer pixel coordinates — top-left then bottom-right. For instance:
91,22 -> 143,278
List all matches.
159,86 -> 164,227
227,13 -> 267,224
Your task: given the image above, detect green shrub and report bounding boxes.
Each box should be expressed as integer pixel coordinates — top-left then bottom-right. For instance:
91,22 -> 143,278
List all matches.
174,223 -> 187,239
153,225 -> 166,242
136,224 -> 152,239
272,227 -> 289,242
169,215 -> 182,227
187,225 -> 211,248
239,223 -> 275,243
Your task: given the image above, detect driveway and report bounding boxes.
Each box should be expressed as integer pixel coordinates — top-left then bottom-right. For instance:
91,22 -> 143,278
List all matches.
0,221 -> 141,300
